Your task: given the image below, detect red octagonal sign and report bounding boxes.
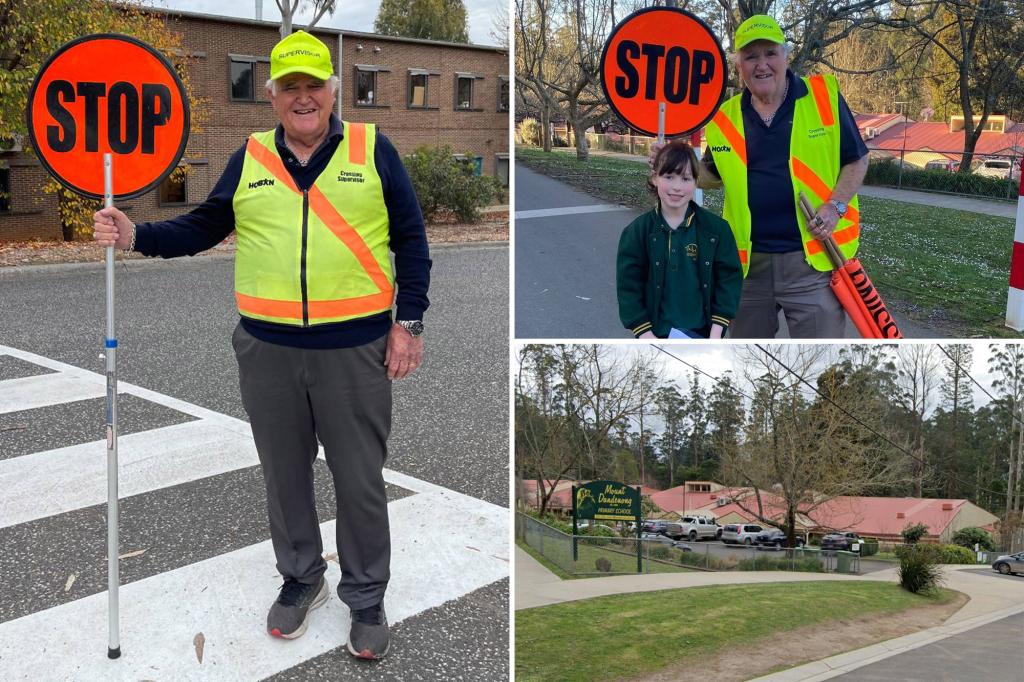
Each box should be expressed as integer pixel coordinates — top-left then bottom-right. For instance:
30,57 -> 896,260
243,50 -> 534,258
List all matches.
26,34 -> 190,200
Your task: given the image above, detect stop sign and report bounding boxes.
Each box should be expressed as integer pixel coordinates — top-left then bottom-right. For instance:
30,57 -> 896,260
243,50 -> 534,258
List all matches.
600,8 -> 727,138
26,34 -> 190,200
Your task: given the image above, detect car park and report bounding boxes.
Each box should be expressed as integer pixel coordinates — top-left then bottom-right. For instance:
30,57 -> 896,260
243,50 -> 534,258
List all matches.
754,528 -> 805,549
662,522 -> 686,540
992,552 -> 1024,576
820,532 -> 862,552
720,523 -> 764,545
679,515 -> 723,541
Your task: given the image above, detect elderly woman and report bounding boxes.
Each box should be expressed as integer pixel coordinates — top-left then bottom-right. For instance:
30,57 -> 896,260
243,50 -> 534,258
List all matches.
670,15 -> 869,338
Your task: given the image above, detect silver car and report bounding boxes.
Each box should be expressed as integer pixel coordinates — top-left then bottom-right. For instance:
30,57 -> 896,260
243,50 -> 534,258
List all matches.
992,552 -> 1024,576
720,523 -> 764,545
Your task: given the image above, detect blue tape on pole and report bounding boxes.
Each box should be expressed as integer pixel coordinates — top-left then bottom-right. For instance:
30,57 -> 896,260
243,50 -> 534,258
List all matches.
105,339 -> 118,348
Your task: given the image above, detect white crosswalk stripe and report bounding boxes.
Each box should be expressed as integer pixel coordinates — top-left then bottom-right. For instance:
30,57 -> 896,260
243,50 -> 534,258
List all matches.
0,345 -> 509,680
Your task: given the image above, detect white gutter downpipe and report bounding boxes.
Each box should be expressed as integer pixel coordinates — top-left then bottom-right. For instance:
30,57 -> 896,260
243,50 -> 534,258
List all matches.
255,0 -> 262,21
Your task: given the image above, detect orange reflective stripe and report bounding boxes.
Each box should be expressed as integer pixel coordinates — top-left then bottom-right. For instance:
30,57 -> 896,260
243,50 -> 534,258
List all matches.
792,156 -> 861,224
805,226 -> 859,256
347,122 -> 366,165
245,137 -> 300,194
712,110 -> 747,166
307,186 -> 392,293
309,289 -> 394,318
236,292 -> 303,319
738,249 -> 748,265
809,75 -> 835,127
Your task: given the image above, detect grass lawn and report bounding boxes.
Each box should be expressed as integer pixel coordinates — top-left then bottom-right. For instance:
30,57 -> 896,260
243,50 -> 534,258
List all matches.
516,146 -> 1018,337
515,581 -> 955,682
517,538 -> 697,578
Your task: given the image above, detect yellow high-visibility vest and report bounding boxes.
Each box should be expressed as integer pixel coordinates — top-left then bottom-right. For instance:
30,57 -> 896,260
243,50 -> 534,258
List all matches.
704,74 -> 860,275
232,123 -> 394,326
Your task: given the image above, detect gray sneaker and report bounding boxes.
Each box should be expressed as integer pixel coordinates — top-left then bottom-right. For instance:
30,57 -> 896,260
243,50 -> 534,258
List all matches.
347,603 -> 390,660
267,576 -> 328,639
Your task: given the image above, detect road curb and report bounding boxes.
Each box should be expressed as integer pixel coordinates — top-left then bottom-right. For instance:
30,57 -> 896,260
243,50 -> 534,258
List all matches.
750,599 -> 1024,682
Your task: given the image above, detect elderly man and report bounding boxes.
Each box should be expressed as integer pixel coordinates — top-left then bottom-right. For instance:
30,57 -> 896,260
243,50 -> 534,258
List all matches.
93,30 -> 430,660
655,15 -> 869,338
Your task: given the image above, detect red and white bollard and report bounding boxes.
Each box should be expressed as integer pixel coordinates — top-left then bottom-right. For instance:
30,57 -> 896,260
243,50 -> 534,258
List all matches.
1006,171 -> 1024,330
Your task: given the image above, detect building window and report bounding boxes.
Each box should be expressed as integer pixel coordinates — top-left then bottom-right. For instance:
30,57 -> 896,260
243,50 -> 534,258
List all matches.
0,168 -> 10,212
230,58 -> 254,101
455,76 -> 474,109
496,153 -> 509,187
453,154 -> 483,175
409,72 -> 428,108
356,68 -> 378,106
159,170 -> 187,206
498,77 -> 509,112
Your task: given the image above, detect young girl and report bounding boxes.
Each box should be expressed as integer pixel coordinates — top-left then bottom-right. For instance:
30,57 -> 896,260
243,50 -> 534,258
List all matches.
616,140 -> 742,339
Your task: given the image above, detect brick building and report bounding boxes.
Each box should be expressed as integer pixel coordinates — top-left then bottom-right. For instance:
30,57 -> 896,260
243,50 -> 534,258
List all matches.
0,8 -> 510,242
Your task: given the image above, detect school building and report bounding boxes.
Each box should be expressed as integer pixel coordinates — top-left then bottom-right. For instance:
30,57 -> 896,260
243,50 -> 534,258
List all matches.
0,7 -> 510,242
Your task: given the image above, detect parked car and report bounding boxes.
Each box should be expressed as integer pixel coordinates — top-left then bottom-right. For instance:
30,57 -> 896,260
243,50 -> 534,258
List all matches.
820,532 -> 862,552
992,552 -> 1024,576
679,515 -> 723,541
670,541 -> 694,553
661,522 -> 686,540
642,520 -> 668,535
975,158 -> 1019,181
755,528 -> 805,549
720,523 -> 764,545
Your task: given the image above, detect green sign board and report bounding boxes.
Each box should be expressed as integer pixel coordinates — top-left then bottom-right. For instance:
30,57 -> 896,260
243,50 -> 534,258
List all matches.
573,480 -> 641,522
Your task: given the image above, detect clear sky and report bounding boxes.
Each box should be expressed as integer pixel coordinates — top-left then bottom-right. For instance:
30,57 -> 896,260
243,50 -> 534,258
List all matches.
144,0 -> 505,46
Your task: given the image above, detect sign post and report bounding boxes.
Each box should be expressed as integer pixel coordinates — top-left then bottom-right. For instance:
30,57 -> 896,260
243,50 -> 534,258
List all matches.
572,481 -> 642,571
26,34 -> 190,659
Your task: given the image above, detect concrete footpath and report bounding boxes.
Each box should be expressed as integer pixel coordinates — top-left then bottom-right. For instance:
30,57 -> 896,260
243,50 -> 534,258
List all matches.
551,147 -> 1017,219
516,547 -> 1024,680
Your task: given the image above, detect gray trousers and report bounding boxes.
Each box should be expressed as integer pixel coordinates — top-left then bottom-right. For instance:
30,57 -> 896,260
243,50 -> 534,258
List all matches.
730,250 -> 846,339
232,323 -> 392,610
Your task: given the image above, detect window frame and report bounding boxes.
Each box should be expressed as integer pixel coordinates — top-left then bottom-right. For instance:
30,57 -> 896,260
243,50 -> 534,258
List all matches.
498,76 -> 510,112
228,54 -> 270,103
354,65 -> 391,108
0,167 -> 10,213
495,152 -> 509,187
454,72 -> 484,111
158,168 -> 188,207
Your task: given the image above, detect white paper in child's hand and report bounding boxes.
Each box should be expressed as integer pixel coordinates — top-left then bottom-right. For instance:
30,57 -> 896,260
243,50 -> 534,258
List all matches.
668,328 -> 688,339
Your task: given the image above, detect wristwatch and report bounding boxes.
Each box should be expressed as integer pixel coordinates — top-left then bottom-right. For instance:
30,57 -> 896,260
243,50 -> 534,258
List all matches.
397,320 -> 424,337
830,200 -> 848,218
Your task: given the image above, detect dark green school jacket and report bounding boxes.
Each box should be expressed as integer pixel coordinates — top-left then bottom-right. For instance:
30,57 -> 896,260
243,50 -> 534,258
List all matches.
616,202 -> 743,338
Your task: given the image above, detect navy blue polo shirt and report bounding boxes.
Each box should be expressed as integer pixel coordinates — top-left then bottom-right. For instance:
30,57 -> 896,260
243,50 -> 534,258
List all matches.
704,70 -> 867,253
133,114 -> 431,349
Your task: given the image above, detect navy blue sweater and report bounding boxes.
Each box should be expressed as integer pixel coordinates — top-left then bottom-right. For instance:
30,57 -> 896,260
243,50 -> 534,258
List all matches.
705,70 -> 867,253
134,115 -> 431,349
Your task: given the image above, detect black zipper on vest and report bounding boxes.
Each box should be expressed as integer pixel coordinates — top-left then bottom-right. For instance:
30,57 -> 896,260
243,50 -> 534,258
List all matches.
301,189 -> 310,327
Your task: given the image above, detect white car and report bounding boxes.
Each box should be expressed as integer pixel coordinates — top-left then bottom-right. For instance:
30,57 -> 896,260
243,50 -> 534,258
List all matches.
720,523 -> 764,545
975,158 -> 1019,181
678,515 -> 723,541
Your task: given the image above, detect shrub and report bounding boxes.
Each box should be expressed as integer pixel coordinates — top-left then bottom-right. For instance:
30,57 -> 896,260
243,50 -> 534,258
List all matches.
860,538 -> 880,557
864,157 -> 1016,199
737,556 -> 824,572
898,546 -> 944,594
895,543 -> 975,565
518,117 -> 541,146
951,527 -> 995,552
649,546 -> 671,561
553,135 -> 569,148
595,557 -> 612,572
901,522 -> 930,544
403,145 -> 503,222
678,552 -> 732,570
580,524 -> 616,538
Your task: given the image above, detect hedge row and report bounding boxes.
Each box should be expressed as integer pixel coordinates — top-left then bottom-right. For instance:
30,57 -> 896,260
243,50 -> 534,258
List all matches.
865,158 -> 1016,199
894,543 -> 975,564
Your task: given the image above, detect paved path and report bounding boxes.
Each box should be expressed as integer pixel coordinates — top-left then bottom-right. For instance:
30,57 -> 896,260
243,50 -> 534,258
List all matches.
0,247 -> 510,681
515,163 -> 933,338
552,147 -> 1017,219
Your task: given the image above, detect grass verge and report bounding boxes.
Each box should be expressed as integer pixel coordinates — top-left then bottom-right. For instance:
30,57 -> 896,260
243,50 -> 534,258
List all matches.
517,538 -> 698,578
515,581 -> 956,682
516,145 -> 1017,336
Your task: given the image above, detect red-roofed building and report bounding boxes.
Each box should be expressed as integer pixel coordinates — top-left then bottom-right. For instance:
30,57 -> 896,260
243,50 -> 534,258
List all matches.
862,114 -> 1024,172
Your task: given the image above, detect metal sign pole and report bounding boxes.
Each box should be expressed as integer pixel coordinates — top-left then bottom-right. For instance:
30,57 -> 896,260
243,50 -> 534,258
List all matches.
103,153 -> 121,660
657,102 -> 666,146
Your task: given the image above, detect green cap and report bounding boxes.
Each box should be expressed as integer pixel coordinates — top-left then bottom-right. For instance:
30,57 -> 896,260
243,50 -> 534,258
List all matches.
270,30 -> 334,81
734,15 -> 786,51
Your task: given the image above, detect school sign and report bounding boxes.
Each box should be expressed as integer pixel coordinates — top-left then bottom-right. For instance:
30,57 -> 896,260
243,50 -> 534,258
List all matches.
573,480 -> 641,522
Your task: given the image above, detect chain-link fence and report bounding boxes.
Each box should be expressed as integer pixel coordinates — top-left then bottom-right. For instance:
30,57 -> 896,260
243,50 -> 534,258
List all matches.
517,513 -> 861,577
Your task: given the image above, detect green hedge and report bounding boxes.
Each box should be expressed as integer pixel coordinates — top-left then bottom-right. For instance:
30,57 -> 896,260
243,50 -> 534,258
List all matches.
736,556 -> 825,572
895,543 -> 975,565
864,158 -> 1015,199
860,538 -> 880,557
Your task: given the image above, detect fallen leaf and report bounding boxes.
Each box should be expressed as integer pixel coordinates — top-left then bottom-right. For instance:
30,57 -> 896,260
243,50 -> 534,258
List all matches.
118,549 -> 147,560
64,574 -> 76,592
193,632 -> 205,664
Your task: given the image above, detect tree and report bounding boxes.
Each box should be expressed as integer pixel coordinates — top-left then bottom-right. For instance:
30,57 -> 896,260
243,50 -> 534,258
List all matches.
375,0 -> 470,43
937,344 -> 974,497
275,0 -> 338,38
0,0 -> 207,239
654,382 -> 686,488
895,345 -> 941,497
990,344 -> 1024,519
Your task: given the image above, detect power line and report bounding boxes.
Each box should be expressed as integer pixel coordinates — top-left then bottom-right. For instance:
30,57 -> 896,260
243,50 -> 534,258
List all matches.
934,343 -> 1024,432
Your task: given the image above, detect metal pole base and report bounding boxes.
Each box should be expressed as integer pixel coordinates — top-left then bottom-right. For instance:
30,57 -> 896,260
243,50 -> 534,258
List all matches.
108,646 -> 121,659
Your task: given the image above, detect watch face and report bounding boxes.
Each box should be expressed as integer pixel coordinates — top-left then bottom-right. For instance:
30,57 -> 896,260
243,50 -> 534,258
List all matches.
401,320 -> 424,336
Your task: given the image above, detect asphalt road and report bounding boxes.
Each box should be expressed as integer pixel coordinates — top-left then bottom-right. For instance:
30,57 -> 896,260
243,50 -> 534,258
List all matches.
0,244 -> 509,681
835,612 -> 1024,681
514,163 -> 932,339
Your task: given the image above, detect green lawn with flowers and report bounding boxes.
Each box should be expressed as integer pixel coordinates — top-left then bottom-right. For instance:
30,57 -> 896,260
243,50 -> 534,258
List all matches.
517,146 -> 1019,337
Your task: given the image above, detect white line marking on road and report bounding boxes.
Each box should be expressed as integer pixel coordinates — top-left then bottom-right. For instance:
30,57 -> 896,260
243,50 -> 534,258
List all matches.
0,372 -> 104,415
0,420 -> 258,529
0,491 -> 508,681
515,204 -> 631,220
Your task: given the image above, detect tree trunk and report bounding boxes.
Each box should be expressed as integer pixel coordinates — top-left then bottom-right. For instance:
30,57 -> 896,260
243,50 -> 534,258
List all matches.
1008,411 -> 1018,520
541,106 -> 552,153
573,118 -> 589,161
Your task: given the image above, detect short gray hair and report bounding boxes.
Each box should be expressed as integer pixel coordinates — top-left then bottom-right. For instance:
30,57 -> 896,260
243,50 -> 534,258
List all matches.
266,75 -> 339,96
730,41 -> 790,65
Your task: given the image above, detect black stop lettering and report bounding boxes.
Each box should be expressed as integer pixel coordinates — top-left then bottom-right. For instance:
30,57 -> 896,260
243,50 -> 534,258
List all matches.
614,41 -> 640,98
45,80 -> 76,152
107,82 -> 139,153
141,84 -> 172,154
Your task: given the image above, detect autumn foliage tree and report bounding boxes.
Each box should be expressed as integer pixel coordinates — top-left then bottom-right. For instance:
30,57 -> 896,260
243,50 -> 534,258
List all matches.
0,0 -> 208,239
